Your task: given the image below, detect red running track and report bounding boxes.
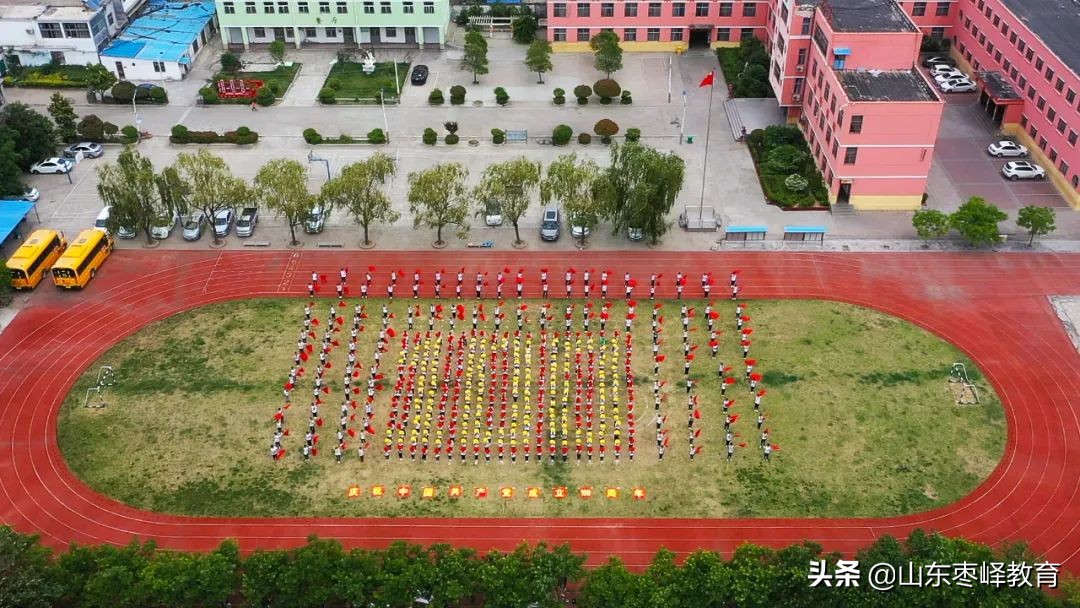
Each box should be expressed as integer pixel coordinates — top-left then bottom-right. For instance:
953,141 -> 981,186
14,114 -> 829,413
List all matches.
1,250 -> 1078,571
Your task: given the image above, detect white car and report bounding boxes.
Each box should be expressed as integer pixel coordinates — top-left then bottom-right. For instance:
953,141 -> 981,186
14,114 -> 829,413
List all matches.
940,80 -> 977,93
570,222 -> 591,239
931,65 -> 963,76
20,187 -> 40,202
934,71 -> 967,84
987,141 -> 1028,158
62,142 -> 105,159
150,210 -> 180,240
483,201 -> 503,227
30,157 -> 74,174
1001,161 -> 1046,181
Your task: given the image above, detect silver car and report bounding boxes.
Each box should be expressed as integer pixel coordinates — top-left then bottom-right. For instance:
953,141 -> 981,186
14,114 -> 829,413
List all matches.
540,207 -> 560,241
62,142 -> 105,159
182,213 -> 205,241
304,206 -> 326,234
987,141 -> 1028,158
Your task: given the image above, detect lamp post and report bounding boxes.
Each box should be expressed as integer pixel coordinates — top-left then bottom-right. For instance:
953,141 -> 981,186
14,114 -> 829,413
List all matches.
379,87 -> 389,141
307,150 -> 331,182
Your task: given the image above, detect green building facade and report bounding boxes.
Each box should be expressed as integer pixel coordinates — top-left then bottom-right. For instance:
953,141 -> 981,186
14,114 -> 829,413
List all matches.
216,0 -> 450,49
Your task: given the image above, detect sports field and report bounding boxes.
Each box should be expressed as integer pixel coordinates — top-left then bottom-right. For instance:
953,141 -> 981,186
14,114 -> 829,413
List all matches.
57,296 -> 1005,519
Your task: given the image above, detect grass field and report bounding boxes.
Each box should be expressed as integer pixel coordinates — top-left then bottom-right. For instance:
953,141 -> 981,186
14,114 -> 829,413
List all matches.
57,297 -> 1005,519
323,62 -> 410,101
213,64 -> 301,97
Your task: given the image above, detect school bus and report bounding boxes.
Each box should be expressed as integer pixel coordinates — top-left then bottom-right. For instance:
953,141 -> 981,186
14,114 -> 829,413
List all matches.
6,229 -> 68,290
51,228 -> 112,289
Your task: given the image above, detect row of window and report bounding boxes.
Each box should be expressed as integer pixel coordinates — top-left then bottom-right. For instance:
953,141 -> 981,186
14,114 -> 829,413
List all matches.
551,1 -> 756,18
38,22 -> 92,39
551,26 -> 754,42
907,1 -> 951,17
248,25 -> 400,37
222,0 -> 435,14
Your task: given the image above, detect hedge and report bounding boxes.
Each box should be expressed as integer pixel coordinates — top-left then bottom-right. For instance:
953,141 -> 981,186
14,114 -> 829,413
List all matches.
170,124 -> 259,145
746,125 -> 829,208
423,128 -> 438,145
449,85 -> 467,105
552,124 -> 573,146
303,127 -> 388,144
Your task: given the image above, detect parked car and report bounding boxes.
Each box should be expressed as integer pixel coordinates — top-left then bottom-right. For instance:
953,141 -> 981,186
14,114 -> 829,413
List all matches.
540,207 -> 560,241
235,207 -> 259,237
150,209 -> 180,240
627,226 -> 644,241
93,206 -> 111,233
483,201 -> 503,227
213,208 -> 234,237
20,187 -> 40,202
62,142 -> 105,159
30,157 -> 73,174
930,64 -> 963,75
922,55 -> 955,68
411,64 -> 429,85
569,216 -> 591,239
987,141 -> 1028,157
304,206 -> 326,234
1001,160 -> 1046,181
117,225 -> 136,239
940,79 -> 977,93
182,212 -> 205,241
934,70 -> 967,84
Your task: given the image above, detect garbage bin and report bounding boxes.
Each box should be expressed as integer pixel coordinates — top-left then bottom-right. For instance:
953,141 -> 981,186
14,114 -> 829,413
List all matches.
686,135 -> 695,143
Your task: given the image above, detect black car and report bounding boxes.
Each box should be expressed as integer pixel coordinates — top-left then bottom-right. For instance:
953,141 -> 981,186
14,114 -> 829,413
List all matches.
411,65 -> 429,85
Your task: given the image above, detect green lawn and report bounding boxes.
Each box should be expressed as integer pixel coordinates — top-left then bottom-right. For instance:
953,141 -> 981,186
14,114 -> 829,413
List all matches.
57,298 -> 1005,519
4,64 -> 89,88
213,64 -> 301,97
323,62 -> 410,102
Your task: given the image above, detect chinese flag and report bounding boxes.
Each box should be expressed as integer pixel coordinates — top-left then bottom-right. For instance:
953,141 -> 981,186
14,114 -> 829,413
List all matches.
699,72 -> 715,87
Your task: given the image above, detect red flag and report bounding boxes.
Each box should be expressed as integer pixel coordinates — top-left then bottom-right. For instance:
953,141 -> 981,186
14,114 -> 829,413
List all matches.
655,355 -> 666,362
387,327 -> 397,337
693,409 -> 701,419
316,418 -> 324,427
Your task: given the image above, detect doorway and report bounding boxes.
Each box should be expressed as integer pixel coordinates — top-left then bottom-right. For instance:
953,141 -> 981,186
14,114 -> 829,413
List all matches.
837,182 -> 852,204
689,28 -> 711,48
114,61 -> 125,80
343,27 -> 355,45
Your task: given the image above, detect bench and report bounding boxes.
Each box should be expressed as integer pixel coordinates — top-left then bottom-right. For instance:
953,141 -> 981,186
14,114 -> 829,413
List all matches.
782,226 -> 826,246
724,225 -> 767,243
505,130 -> 528,143
243,240 -> 271,247
317,242 -> 344,248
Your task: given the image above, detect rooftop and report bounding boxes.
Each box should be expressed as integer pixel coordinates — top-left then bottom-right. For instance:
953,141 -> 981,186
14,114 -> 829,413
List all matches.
100,0 -> 213,63
0,0 -> 96,19
977,71 -> 1023,101
819,0 -> 918,33
837,69 -> 939,102
1000,0 -> 1080,77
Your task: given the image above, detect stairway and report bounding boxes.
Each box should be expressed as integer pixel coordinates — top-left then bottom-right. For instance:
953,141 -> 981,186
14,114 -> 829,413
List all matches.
830,202 -> 855,216
724,99 -> 746,141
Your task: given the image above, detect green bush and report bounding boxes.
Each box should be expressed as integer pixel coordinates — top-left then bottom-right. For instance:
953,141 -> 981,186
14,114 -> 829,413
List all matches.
199,86 -> 220,104
491,128 -> 505,144
552,124 -> 573,146
553,88 -> 565,98
134,85 -> 151,101
449,85 -> 467,105
120,125 -> 139,144
111,80 -> 136,101
103,122 -> 119,136
443,121 -> 459,134
593,78 -> 621,100
578,133 -> 592,145
220,52 -> 242,72
226,128 -> 259,145
573,84 -> 592,99
318,87 -> 337,104
303,128 -> 323,144
423,128 -> 438,145
784,173 -> 809,192
445,133 -> 460,145
170,124 -> 189,140
494,86 -> 509,106
77,115 -> 105,142
764,145 -> 809,174
268,81 -> 283,96
620,90 -> 632,104
255,86 -> 275,106
367,128 -> 387,144
428,88 -> 444,105
554,95 -> 565,105
625,127 -> 641,142
149,86 -> 168,103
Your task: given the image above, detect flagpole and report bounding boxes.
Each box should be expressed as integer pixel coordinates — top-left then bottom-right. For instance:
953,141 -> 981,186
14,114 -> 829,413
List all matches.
698,69 -> 715,223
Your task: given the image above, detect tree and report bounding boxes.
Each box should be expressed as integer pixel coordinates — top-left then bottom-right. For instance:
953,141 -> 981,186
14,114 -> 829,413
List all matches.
0,102 -> 57,171
83,63 -> 118,101
511,8 -> 539,44
912,209 -> 951,240
735,64 -> 771,97
541,152 -> 600,247
0,527 -> 61,608
254,158 -> 316,246
595,143 -> 685,245
1016,205 -> 1056,246
950,196 -> 1008,247
319,153 -> 399,247
473,156 -> 541,246
220,52 -> 242,73
0,135 -> 25,197
763,144 -> 808,174
96,147 -> 163,245
407,162 -> 471,246
155,165 -> 190,219
47,93 -> 78,142
268,39 -> 287,64
462,30 -> 490,84
590,31 -> 623,77
174,149 -> 250,246
524,39 -> 553,84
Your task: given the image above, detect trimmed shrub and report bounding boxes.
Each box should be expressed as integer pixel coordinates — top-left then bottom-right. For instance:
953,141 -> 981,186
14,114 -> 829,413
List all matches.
366,128 -> 387,144
625,127 -> 641,142
593,78 -> 621,102
784,173 -> 809,193
554,95 -> 565,105
134,85 -> 151,101
492,128 -> 505,144
220,52 -> 242,72
77,115 -> 105,142
255,86 -> 275,106
303,128 -> 323,144
103,122 -> 119,136
170,124 -> 190,140
494,86 -> 509,106
594,118 -> 619,138
443,121 -> 459,134
578,133 -> 592,145
552,124 -> 573,146
428,88 -> 444,105
268,81 -> 283,96
553,88 -> 565,98
120,125 -> 139,144
149,86 -> 168,103
449,85 -> 467,105
764,145 -> 809,174
318,87 -> 337,104
227,127 -> 259,145
325,78 -> 341,90
574,84 -> 591,105
621,90 -> 633,105
445,133 -> 460,145
111,80 -> 136,101
199,86 -> 220,104
423,127 -> 438,145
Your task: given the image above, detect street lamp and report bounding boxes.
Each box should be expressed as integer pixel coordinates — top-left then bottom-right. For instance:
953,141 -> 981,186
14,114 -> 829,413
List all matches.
307,149 -> 331,182
379,87 -> 389,141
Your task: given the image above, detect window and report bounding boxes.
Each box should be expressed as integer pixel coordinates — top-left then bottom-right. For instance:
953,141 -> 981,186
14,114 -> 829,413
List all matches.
912,2 -> 926,16
553,3 -> 566,16
1069,131 -> 1077,147
385,27 -> 396,37
801,17 -> 811,35
1029,125 -> 1038,139
831,140 -> 839,158
325,27 -> 336,36
1067,89 -> 1076,104
1035,57 -> 1043,71
719,2 -> 732,16
305,27 -> 317,36
298,1 -> 309,12
1045,67 -> 1054,82
740,28 -> 755,41
716,27 -> 730,41
153,61 -> 166,73
742,2 -> 756,17
931,26 -> 945,39
1009,31 -> 1017,44
319,1 -> 329,12
1057,119 -> 1066,134
246,1 -> 257,12
601,2 -> 614,16
844,147 -> 858,165
1037,96 -> 1046,111
648,3 -> 660,16
224,2 -> 235,13
363,2 -> 373,13
1028,87 -> 1036,101
793,77 -> 804,95
577,28 -> 590,41
39,22 -> 63,38
423,2 -> 433,13
1039,137 -> 1047,151
254,26 -> 266,37
1020,115 -> 1028,128
577,3 -> 590,17
647,28 -> 660,41
277,1 -> 289,13
337,1 -> 347,12
1018,75 -> 1026,89
623,28 -> 636,42
553,28 -> 566,41
1055,78 -> 1065,93
695,1 -> 708,17
797,48 -> 807,65
671,28 -> 684,42
780,3 -> 788,22
935,2 -> 949,16
850,115 -> 863,133
1048,146 -> 1056,161
1060,161 -> 1069,176
263,2 -> 274,13
669,2 -> 683,16
380,1 -> 391,12
624,2 -> 637,16
1048,107 -> 1057,122
403,1 -> 413,12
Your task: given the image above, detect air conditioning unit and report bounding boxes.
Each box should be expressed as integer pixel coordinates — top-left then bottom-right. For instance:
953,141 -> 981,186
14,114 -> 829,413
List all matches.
796,64 -> 804,72
792,94 -> 802,101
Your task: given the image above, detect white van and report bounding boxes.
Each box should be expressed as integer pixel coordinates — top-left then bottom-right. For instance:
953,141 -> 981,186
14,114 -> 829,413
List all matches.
93,206 -> 111,234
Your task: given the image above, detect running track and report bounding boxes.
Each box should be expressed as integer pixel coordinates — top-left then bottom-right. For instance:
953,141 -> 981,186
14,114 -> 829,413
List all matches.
1,250 -> 1078,572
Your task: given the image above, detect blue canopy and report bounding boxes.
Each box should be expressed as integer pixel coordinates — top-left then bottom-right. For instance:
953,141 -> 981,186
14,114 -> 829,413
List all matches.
0,201 -> 35,245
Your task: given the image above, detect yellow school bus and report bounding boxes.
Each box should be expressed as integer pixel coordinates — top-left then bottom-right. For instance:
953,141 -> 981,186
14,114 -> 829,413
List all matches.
6,229 -> 68,290
51,228 -> 112,289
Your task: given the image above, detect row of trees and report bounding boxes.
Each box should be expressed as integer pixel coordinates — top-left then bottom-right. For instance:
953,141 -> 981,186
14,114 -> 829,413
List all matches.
464,28 -> 622,86
913,196 -> 1057,246
1,526 -> 1074,608
0,103 -> 60,196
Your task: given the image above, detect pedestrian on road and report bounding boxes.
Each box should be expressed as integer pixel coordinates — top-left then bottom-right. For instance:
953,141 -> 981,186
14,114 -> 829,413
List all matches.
250,101 -> 257,111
